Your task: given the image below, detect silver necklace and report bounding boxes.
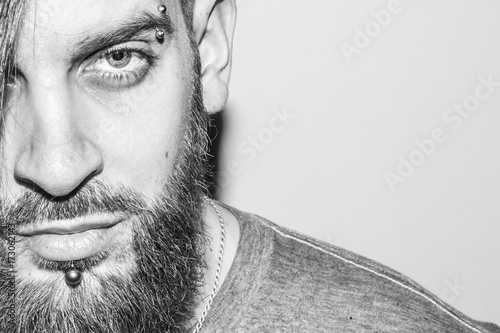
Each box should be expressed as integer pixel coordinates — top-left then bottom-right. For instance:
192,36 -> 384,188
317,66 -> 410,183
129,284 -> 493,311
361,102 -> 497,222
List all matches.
192,199 -> 226,333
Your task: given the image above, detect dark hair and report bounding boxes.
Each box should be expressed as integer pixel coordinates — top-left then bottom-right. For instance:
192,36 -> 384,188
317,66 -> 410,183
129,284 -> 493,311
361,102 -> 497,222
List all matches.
0,0 -> 25,121
180,0 -> 195,31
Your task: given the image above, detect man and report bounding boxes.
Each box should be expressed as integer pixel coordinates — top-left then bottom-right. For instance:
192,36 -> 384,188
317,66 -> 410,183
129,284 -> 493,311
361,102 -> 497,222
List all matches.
0,0 -> 497,332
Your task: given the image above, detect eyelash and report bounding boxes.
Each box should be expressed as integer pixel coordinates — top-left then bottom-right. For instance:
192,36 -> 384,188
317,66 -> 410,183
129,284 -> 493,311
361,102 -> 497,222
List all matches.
85,45 -> 159,88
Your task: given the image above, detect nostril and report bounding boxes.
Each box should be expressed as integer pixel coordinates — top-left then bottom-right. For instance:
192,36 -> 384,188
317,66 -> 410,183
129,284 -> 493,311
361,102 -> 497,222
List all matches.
13,175 -> 65,199
13,140 -> 104,198
14,166 -> 103,199
14,173 -> 77,198
14,175 -> 47,195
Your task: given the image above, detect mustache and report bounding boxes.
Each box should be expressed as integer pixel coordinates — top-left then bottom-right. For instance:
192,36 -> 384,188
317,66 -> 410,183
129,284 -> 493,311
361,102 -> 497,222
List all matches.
0,180 -> 149,230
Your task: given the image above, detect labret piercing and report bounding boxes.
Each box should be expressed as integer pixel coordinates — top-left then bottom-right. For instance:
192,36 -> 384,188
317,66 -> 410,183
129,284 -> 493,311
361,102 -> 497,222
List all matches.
156,4 -> 167,41
65,263 -> 83,287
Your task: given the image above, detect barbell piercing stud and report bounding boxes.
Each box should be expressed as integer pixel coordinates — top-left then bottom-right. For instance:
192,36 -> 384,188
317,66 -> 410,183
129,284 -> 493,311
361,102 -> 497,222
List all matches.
65,265 -> 83,286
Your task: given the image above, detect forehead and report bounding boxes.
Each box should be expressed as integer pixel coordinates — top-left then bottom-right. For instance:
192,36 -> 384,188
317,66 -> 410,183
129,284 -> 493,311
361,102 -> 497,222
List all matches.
17,0 -> 182,60
23,0 -> 180,31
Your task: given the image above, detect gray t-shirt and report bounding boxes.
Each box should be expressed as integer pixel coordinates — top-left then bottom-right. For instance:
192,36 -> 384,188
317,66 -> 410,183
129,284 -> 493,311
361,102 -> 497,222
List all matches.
201,205 -> 499,332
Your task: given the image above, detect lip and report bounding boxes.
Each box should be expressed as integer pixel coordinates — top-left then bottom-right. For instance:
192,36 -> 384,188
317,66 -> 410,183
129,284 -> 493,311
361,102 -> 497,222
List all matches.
18,215 -> 125,262
17,215 -> 123,236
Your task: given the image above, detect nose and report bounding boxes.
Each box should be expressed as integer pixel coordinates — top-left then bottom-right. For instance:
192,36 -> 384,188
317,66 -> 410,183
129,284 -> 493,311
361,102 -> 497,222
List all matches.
14,84 -> 103,197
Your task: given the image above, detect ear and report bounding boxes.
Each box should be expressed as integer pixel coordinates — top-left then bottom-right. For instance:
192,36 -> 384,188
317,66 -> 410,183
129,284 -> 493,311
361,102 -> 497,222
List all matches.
193,0 -> 237,113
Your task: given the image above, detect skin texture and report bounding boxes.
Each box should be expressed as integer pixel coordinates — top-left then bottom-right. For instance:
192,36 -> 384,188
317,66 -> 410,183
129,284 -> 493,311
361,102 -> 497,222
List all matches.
0,0 -> 239,331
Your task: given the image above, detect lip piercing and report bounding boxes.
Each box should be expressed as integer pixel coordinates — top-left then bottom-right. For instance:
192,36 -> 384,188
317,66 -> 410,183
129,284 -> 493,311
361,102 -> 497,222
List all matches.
65,264 -> 83,287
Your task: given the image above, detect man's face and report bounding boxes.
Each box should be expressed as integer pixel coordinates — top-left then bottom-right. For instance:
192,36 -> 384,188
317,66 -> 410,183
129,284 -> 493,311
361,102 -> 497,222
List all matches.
0,0 -> 210,332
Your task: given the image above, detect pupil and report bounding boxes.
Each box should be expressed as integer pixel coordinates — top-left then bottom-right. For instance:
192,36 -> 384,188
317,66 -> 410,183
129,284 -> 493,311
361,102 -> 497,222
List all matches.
112,51 -> 125,61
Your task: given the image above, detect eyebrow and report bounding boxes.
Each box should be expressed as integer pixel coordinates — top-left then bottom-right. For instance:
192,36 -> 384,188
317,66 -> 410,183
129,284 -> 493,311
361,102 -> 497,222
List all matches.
70,9 -> 175,59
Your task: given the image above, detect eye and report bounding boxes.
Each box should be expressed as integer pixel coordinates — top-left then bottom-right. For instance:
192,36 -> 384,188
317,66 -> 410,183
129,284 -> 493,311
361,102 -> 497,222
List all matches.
107,50 -> 133,68
4,72 -> 22,108
82,45 -> 158,90
5,66 -> 20,88
6,74 -> 17,87
99,49 -> 144,71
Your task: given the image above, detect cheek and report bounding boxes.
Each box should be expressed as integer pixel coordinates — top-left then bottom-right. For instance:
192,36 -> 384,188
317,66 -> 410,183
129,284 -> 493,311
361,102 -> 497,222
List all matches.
107,111 -> 184,195
1,102 -> 37,193
82,59 -> 192,197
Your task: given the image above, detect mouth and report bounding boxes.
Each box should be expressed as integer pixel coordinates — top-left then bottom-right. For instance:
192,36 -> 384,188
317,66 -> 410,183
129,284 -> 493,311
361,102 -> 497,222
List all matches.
17,215 -> 127,262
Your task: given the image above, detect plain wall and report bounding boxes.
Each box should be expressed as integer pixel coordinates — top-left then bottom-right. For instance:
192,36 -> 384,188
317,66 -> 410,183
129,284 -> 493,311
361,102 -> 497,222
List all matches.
218,0 -> 499,324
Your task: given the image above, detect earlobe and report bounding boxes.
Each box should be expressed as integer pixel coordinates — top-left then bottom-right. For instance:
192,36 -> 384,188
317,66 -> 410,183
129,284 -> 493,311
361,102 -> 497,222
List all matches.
194,0 -> 237,113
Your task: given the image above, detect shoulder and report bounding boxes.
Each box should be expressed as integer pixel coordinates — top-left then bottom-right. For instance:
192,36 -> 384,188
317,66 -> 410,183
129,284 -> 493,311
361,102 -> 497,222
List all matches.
222,205 -> 500,333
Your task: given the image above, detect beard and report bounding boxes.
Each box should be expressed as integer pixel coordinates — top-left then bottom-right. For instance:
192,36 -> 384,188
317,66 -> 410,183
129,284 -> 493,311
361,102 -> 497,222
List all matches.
0,64 -> 210,332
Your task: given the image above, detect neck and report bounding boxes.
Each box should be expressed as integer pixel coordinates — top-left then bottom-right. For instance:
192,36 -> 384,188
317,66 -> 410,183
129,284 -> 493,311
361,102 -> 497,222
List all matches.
189,201 -> 240,330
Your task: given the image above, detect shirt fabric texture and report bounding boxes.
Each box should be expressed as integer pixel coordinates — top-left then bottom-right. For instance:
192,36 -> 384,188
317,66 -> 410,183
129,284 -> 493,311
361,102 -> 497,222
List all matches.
201,204 -> 500,333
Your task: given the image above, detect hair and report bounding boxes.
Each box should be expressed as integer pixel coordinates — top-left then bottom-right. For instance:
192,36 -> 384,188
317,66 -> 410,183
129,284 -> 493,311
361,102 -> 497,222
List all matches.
179,0 -> 196,31
0,0 -> 25,130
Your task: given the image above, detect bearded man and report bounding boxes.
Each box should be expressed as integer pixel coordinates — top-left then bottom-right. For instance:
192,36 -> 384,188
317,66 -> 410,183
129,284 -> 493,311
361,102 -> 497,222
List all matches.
0,1 -> 498,332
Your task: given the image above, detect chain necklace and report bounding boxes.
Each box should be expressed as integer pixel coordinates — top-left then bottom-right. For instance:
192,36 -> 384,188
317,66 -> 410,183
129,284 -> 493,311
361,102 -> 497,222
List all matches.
192,199 -> 226,333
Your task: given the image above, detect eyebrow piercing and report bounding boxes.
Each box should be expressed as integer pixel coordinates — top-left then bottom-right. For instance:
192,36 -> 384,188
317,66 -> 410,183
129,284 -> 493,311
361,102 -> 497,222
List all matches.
156,4 -> 167,42
156,27 -> 165,41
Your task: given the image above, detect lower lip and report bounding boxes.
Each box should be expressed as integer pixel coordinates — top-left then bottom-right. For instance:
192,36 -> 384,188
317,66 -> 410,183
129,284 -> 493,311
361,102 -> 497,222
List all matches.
26,224 -> 122,261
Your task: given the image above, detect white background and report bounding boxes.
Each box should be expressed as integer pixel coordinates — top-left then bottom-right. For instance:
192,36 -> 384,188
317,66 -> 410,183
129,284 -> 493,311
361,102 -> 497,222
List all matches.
219,0 -> 499,324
